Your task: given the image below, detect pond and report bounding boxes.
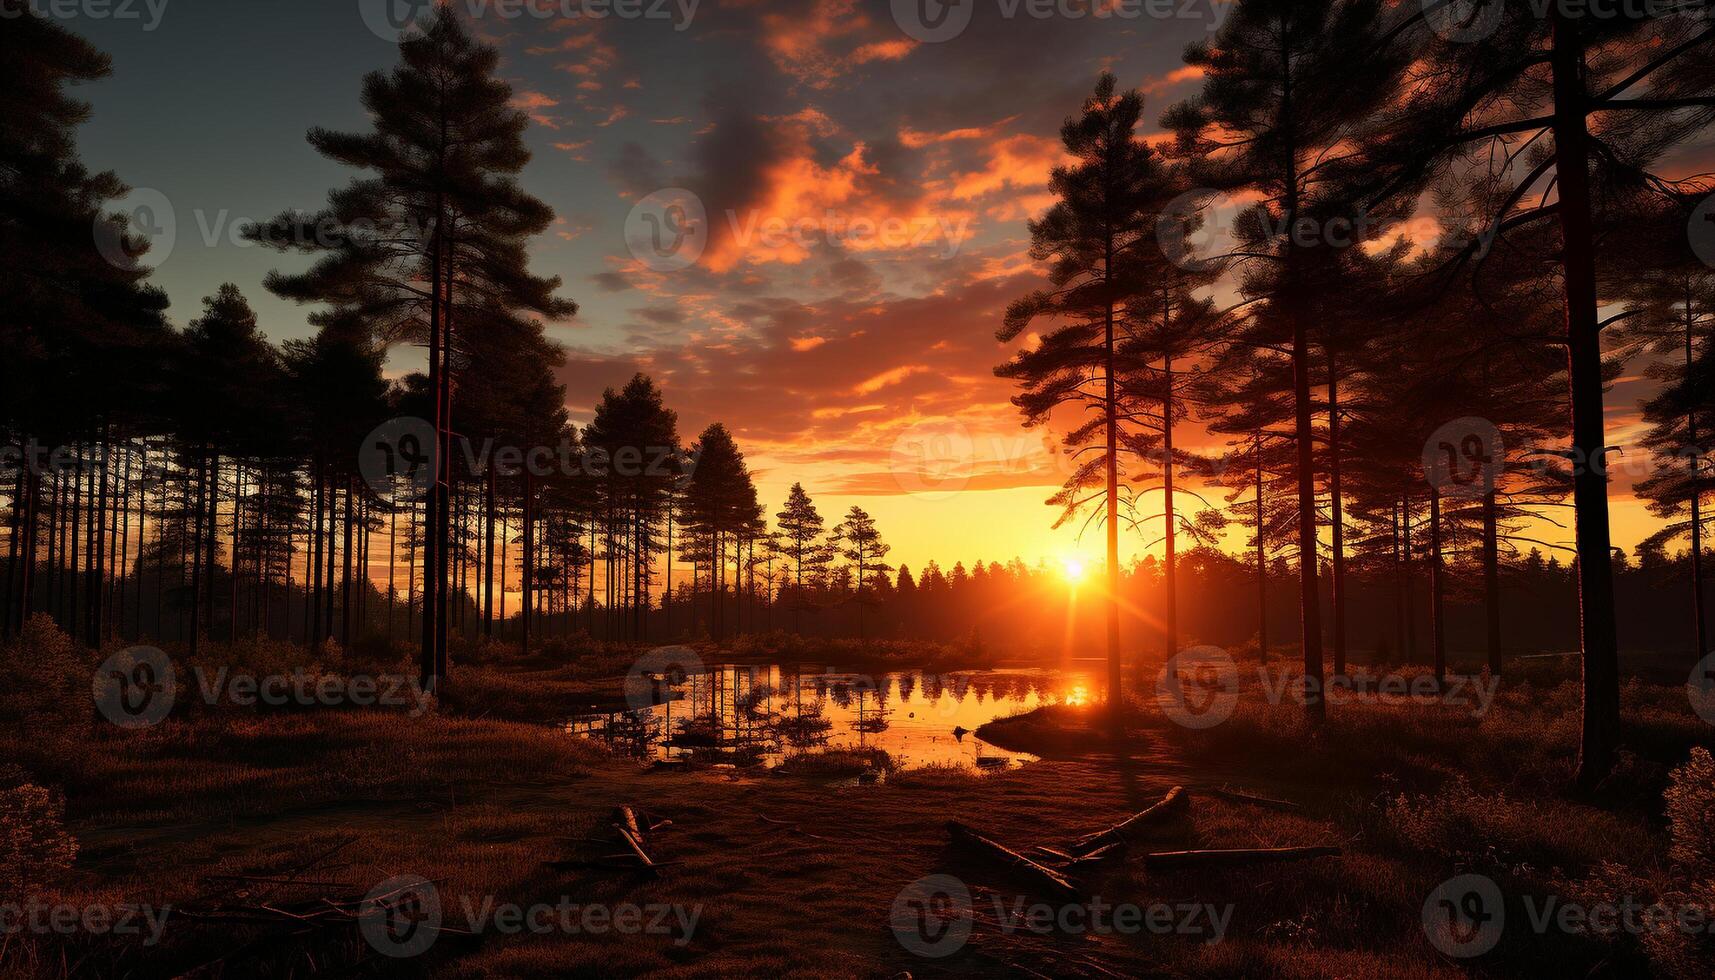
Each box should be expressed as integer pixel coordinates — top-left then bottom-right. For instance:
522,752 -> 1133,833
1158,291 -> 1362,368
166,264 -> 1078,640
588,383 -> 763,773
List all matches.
566,664 -> 1097,772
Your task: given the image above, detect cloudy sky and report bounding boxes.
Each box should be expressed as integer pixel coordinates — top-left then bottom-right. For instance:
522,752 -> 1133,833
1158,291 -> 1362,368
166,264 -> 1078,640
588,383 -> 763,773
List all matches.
65,0 -> 1690,570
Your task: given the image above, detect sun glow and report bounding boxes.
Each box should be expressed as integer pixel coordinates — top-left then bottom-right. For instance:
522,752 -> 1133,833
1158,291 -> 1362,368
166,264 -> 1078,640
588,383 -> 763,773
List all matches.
1060,557 -> 1086,584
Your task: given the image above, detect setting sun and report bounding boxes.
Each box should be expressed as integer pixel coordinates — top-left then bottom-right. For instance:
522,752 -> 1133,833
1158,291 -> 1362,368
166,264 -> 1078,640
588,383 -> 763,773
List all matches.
1060,557 -> 1087,584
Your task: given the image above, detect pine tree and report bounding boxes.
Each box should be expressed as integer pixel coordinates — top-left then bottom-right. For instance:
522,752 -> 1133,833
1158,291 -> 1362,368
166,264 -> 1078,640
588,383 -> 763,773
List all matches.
832,506 -> 892,640
1165,0 -> 1415,720
583,375 -> 679,642
996,71 -> 1175,708
1356,4 -> 1715,784
247,9 -> 574,689
1613,243 -> 1715,668
681,424 -> 756,645
0,2 -> 170,639
775,483 -> 826,633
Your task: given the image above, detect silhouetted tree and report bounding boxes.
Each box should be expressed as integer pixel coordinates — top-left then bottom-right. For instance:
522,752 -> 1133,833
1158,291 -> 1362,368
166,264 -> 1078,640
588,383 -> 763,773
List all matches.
1166,0 -> 1414,720
996,72 -> 1175,707
775,482 -> 827,632
680,424 -> 755,644
248,8 -> 574,689
832,506 -> 892,640
1357,3 -> 1715,784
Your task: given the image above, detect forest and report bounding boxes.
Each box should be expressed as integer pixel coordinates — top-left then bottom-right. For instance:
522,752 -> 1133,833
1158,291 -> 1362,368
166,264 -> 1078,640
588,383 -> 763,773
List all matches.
3,1 -> 1715,978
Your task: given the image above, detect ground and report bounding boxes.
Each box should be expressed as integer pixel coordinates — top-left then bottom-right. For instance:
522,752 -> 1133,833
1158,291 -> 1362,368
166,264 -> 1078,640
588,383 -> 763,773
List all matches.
3,622 -> 1713,978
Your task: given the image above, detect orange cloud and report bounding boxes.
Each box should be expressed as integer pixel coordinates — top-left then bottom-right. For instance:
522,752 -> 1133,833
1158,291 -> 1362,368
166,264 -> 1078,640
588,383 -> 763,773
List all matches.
944,134 -> 1069,201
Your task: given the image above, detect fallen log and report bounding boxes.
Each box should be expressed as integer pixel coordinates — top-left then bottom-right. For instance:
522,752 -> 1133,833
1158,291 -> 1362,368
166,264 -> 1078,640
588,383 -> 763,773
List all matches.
1211,787 -> 1301,811
1070,785 -> 1188,854
945,821 -> 1079,899
1144,845 -> 1341,870
614,805 -> 647,844
613,823 -> 658,873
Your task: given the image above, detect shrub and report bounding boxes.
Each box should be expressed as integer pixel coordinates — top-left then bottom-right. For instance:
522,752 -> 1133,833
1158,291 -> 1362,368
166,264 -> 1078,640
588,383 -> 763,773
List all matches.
0,776 -> 78,901
0,615 -> 91,730
1664,748 -> 1715,879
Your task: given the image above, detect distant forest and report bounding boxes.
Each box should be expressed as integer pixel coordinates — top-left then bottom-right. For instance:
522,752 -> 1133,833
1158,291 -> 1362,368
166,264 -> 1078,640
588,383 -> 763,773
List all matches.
4,5 -> 1713,739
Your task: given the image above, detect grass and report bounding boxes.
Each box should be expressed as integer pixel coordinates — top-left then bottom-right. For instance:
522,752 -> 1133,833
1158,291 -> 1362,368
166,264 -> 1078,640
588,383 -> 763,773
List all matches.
4,622 -> 1713,977
770,747 -> 894,779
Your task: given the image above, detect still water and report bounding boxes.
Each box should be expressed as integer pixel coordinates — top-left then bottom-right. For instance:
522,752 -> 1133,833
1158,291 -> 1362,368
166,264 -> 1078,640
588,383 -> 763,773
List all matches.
567,664 -> 1096,771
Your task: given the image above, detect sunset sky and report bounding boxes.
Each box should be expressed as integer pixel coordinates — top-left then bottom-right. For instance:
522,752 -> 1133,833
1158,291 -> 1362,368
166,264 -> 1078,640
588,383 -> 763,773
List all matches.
66,0 -> 1709,573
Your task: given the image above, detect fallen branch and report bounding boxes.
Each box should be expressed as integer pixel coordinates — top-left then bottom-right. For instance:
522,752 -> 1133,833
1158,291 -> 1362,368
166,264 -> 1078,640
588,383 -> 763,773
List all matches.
613,823 -> 658,873
1070,786 -> 1188,854
1212,787 -> 1301,811
614,805 -> 649,845
1144,846 -> 1341,870
946,821 -> 1079,899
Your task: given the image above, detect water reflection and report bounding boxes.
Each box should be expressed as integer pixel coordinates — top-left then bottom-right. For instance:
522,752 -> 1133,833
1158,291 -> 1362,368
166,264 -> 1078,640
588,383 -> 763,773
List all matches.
566,665 -> 1093,772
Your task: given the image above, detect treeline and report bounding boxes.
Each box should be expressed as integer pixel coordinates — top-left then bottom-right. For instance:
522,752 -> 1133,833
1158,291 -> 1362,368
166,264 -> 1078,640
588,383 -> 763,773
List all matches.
0,9 -> 899,672
992,3 -> 1715,787
844,547 -> 1703,671
6,2 -> 1715,791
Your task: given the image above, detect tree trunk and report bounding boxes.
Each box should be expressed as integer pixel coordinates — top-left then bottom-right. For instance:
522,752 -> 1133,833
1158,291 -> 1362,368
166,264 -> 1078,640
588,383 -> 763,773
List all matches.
1103,290 -> 1122,711
421,205 -> 445,690
230,463 -> 242,643
19,463 -> 38,626
324,478 -> 337,647
86,433 -> 107,648
1686,303 -> 1707,664
483,462 -> 495,637
1430,488 -> 1447,684
1551,11 -> 1621,788
4,452 -> 23,639
188,452 -> 207,655
205,453 -> 220,644
1404,494 -> 1418,660
341,475 -> 354,647
1484,489 -> 1502,676
1328,352 -> 1347,677
1280,62 -> 1325,721
1393,499 -> 1405,660
522,469 -> 534,656
1255,434 -> 1267,661
1163,352 -> 1179,668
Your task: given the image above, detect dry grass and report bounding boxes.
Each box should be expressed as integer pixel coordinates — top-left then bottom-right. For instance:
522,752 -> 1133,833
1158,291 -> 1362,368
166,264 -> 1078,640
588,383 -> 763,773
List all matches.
4,622 -> 1713,977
